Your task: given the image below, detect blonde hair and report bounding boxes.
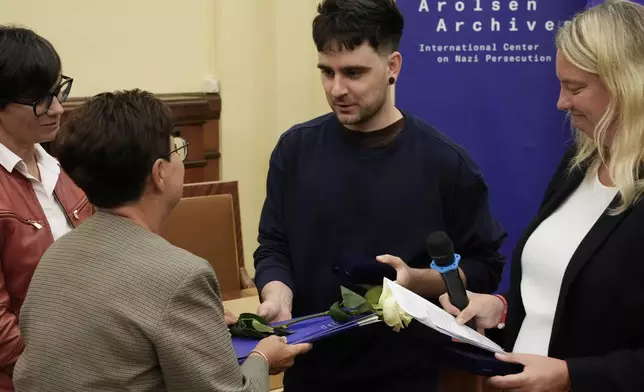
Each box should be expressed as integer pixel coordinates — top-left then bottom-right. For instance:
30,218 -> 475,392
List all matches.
556,0 -> 644,214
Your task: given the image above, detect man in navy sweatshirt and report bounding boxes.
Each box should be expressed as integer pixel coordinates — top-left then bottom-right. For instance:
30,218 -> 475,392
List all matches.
253,1 -> 507,391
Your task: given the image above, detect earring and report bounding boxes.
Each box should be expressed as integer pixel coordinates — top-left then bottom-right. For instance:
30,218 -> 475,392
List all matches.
388,76 -> 396,85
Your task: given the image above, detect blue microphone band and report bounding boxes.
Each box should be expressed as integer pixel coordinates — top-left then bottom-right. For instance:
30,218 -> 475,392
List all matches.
430,253 -> 461,273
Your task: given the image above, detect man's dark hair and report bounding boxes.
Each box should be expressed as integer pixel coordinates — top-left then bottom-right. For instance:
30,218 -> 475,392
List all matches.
0,26 -> 61,109
56,89 -> 175,209
312,0 -> 404,53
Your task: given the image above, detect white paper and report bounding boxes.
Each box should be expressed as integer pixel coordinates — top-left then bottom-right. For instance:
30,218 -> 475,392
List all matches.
383,278 -> 505,353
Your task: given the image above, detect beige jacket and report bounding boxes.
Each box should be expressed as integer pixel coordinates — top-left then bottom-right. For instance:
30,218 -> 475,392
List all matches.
13,211 -> 268,392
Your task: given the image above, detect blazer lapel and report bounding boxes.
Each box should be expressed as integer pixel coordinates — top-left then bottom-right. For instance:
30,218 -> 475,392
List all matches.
548,192 -> 630,354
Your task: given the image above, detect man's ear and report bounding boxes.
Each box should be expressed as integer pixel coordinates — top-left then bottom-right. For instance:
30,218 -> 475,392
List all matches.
150,158 -> 166,193
388,51 -> 402,81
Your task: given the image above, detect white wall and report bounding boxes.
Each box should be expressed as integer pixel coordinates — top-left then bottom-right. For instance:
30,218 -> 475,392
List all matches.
0,0 -> 330,274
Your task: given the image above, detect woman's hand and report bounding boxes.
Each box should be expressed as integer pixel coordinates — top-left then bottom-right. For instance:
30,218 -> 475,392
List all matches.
438,291 -> 505,329
224,310 -> 238,326
251,336 -> 312,375
489,352 -> 570,391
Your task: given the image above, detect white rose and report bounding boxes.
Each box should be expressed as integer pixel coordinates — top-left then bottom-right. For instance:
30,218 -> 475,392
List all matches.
378,282 -> 412,332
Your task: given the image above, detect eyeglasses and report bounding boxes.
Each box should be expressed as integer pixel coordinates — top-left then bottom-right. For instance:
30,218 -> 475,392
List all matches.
12,75 -> 73,117
166,136 -> 189,161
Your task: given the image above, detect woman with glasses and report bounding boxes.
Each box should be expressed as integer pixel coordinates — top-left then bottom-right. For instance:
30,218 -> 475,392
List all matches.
0,26 -> 92,391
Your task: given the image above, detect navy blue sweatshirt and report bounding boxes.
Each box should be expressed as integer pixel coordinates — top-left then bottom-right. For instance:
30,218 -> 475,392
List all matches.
254,111 -> 506,391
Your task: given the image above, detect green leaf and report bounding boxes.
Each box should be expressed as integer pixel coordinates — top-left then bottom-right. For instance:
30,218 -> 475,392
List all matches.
356,301 -> 374,314
365,286 -> 383,306
340,286 -> 367,309
238,313 -> 270,325
329,301 -> 350,322
251,319 -> 275,333
229,326 -> 269,339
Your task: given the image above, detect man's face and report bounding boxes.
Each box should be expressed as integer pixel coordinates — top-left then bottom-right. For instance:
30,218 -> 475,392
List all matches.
318,42 -> 394,130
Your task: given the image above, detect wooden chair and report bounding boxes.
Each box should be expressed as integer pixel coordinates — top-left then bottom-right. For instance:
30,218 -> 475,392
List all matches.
160,180 -> 254,295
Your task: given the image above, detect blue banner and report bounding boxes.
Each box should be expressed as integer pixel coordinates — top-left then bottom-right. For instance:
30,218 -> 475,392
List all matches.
396,0 -> 588,291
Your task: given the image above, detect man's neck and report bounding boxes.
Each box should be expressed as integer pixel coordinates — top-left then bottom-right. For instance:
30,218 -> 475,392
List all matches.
344,104 -> 402,133
107,201 -> 166,234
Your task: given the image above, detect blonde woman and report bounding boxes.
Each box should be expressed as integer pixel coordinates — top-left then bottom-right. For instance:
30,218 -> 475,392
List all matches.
439,1 -> 644,391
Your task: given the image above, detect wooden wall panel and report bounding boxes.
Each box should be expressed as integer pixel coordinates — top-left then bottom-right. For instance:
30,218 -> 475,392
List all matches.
57,92 -> 222,184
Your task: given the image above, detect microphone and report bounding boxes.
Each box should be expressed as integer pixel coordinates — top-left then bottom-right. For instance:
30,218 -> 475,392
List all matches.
427,231 -> 476,330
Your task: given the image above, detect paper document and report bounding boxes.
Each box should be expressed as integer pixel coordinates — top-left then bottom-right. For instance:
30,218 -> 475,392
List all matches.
384,278 -> 505,353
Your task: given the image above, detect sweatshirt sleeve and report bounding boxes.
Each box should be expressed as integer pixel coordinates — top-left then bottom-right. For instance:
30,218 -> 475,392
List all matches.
447,159 -> 507,294
253,136 -> 296,295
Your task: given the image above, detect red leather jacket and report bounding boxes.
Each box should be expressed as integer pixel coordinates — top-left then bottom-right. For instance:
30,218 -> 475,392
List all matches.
0,167 -> 92,391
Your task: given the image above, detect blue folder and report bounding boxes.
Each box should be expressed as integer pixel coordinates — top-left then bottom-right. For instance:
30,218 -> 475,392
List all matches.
232,313 -> 379,363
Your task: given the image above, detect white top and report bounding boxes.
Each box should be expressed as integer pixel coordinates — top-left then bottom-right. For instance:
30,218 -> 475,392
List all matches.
0,142 -> 73,240
512,173 -> 618,355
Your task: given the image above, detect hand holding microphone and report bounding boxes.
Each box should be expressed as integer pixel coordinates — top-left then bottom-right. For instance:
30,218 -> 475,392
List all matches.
376,231 -> 505,330
427,231 -> 478,330
428,231 -> 507,330
438,291 -> 506,330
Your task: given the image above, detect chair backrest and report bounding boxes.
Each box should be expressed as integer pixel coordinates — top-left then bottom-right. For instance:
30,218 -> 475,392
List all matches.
159,180 -> 253,295
181,181 -> 244,267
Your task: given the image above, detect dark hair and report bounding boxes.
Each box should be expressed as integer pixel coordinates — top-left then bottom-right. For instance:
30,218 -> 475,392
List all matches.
312,0 -> 404,53
56,89 -> 175,209
0,26 -> 62,109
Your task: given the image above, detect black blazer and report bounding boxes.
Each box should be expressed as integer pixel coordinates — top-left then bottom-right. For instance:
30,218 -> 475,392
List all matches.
503,148 -> 644,391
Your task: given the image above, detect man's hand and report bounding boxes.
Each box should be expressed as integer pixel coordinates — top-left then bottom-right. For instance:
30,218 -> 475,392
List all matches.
257,281 -> 293,323
375,254 -> 414,288
489,353 -> 571,392
376,254 -> 458,298
257,299 -> 292,323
